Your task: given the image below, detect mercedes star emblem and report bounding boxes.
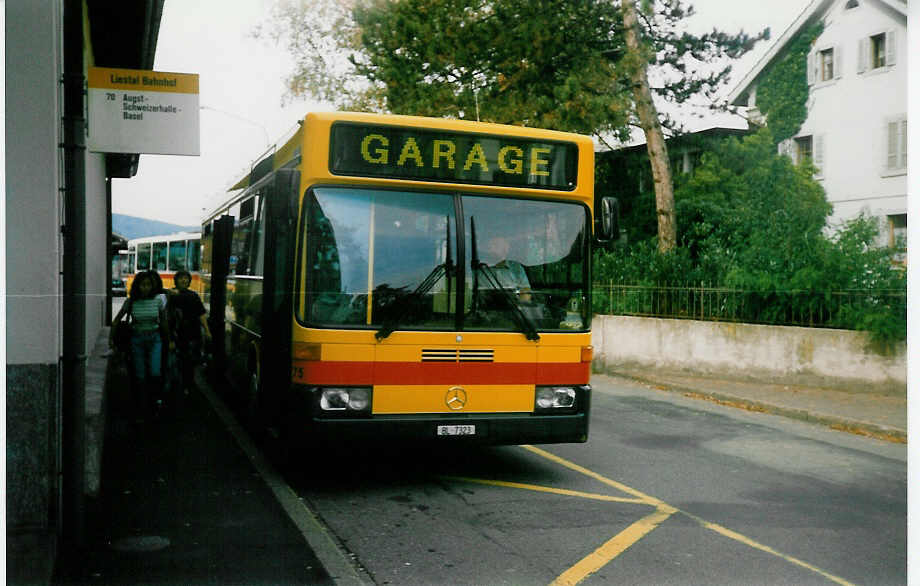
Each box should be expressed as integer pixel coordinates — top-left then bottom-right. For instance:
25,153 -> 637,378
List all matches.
445,386 -> 467,410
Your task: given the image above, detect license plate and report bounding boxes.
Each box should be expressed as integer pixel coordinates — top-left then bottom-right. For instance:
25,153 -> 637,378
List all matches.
437,424 -> 476,436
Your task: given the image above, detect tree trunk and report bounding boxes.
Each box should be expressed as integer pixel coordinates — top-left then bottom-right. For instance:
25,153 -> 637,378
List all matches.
621,0 -> 677,253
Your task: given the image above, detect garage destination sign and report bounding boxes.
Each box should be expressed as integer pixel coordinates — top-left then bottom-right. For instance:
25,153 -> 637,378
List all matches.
329,122 -> 578,190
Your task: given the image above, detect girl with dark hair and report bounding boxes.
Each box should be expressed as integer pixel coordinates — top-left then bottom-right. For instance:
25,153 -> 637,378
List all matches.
109,270 -> 173,420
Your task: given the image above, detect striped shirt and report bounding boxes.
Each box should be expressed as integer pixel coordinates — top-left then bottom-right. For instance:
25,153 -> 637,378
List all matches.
130,295 -> 165,332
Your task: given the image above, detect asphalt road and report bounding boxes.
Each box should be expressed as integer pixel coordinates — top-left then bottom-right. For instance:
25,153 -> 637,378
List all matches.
280,376 -> 907,586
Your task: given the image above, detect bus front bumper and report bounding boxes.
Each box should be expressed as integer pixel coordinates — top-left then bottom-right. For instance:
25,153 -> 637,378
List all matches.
300,412 -> 589,445
280,384 -> 591,446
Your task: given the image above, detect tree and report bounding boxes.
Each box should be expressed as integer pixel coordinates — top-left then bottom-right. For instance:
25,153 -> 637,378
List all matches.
674,128 -> 831,285
259,0 -> 765,247
621,0 -> 675,252
254,0 -> 385,111
617,0 -> 768,253
353,0 -> 635,139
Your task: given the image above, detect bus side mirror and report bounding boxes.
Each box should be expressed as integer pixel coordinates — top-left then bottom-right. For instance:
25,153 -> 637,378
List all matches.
594,196 -> 620,244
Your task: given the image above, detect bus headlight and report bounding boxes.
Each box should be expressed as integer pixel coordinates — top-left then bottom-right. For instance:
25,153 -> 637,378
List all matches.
535,386 -> 577,411
347,388 -> 370,411
319,387 -> 372,413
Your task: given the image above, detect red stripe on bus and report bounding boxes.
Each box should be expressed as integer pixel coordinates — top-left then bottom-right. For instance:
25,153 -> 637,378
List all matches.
297,361 -> 589,385
537,361 -> 590,384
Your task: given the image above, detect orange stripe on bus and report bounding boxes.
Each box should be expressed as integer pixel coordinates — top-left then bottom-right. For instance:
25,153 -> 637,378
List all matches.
291,360 -> 589,385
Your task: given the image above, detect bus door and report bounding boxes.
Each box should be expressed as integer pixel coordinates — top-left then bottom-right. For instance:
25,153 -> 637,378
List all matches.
257,169 -> 300,425
207,215 -> 234,380
207,170 -> 300,422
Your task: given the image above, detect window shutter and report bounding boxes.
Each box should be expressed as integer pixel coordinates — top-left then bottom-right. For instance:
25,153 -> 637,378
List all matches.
807,52 -> 815,85
887,121 -> 899,169
778,139 -> 794,160
834,46 -> 842,79
886,30 -> 896,66
811,134 -> 825,177
899,120 -> 907,169
814,135 -> 825,176
857,38 -> 867,73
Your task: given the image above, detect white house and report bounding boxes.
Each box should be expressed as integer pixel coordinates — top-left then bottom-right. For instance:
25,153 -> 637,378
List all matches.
729,0 -> 908,250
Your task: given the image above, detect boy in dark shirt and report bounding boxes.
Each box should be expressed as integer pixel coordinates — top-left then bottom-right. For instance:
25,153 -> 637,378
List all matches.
170,270 -> 212,392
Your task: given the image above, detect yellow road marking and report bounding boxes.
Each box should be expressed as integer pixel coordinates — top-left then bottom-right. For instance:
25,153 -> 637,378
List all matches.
687,513 -> 858,586
522,444 -> 665,506
441,476 -> 647,504
550,506 -> 675,586
519,444 -> 856,586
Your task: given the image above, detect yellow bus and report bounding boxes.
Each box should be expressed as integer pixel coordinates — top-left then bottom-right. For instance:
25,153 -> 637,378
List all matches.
202,112 -> 618,445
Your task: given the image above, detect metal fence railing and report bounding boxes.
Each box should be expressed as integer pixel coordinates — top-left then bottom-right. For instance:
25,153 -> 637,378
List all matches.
592,282 -> 907,330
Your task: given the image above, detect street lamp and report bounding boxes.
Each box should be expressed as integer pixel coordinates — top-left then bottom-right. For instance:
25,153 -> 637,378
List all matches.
199,105 -> 271,148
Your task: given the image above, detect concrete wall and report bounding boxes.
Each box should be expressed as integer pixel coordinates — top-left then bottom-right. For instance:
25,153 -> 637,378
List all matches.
6,0 -> 63,366
86,154 -> 109,335
6,0 -> 64,532
592,315 -> 906,391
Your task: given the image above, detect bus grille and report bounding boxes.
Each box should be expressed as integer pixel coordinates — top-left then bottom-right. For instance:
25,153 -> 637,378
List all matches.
421,349 -> 494,362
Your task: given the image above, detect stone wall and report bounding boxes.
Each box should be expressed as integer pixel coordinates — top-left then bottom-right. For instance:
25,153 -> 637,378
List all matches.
6,363 -> 58,531
591,315 -> 906,391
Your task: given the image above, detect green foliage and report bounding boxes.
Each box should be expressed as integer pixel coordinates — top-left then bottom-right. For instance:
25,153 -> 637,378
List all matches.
678,129 -> 831,287
262,0 -> 766,138
596,130 -> 749,246
821,215 -> 907,348
755,23 -> 823,143
594,128 -> 907,344
351,0 -> 633,136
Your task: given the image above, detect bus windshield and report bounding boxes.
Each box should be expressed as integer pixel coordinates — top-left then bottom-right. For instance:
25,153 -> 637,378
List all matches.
300,186 -> 589,333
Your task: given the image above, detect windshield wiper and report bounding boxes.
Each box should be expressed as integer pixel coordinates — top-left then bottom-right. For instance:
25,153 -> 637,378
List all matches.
473,261 -> 540,341
376,218 -> 453,341
470,217 -> 540,341
375,263 -> 447,340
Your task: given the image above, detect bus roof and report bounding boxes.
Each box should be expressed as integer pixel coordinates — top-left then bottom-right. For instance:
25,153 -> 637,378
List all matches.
127,231 -> 201,247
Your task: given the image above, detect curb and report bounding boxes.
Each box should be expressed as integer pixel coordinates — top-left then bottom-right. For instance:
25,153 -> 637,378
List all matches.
196,378 -> 372,586
613,373 -> 907,444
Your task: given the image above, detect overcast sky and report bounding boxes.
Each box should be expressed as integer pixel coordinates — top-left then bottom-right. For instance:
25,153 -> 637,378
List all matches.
112,0 -> 810,226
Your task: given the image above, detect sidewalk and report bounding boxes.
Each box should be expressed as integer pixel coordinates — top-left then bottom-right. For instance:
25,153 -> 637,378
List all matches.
603,368 -> 907,443
52,353 -> 344,586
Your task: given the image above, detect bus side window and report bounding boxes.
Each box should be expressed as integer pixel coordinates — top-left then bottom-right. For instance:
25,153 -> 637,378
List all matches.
231,196 -> 256,275
137,243 -> 152,271
168,239 -> 188,271
201,222 -> 212,275
153,241 -> 167,271
250,196 -> 266,276
189,239 -> 201,272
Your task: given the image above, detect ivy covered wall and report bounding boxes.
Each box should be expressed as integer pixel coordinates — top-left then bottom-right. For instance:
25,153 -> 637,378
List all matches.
754,23 -> 824,143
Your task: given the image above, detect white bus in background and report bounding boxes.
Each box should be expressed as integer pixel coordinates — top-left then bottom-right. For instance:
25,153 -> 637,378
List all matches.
125,231 -> 202,294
